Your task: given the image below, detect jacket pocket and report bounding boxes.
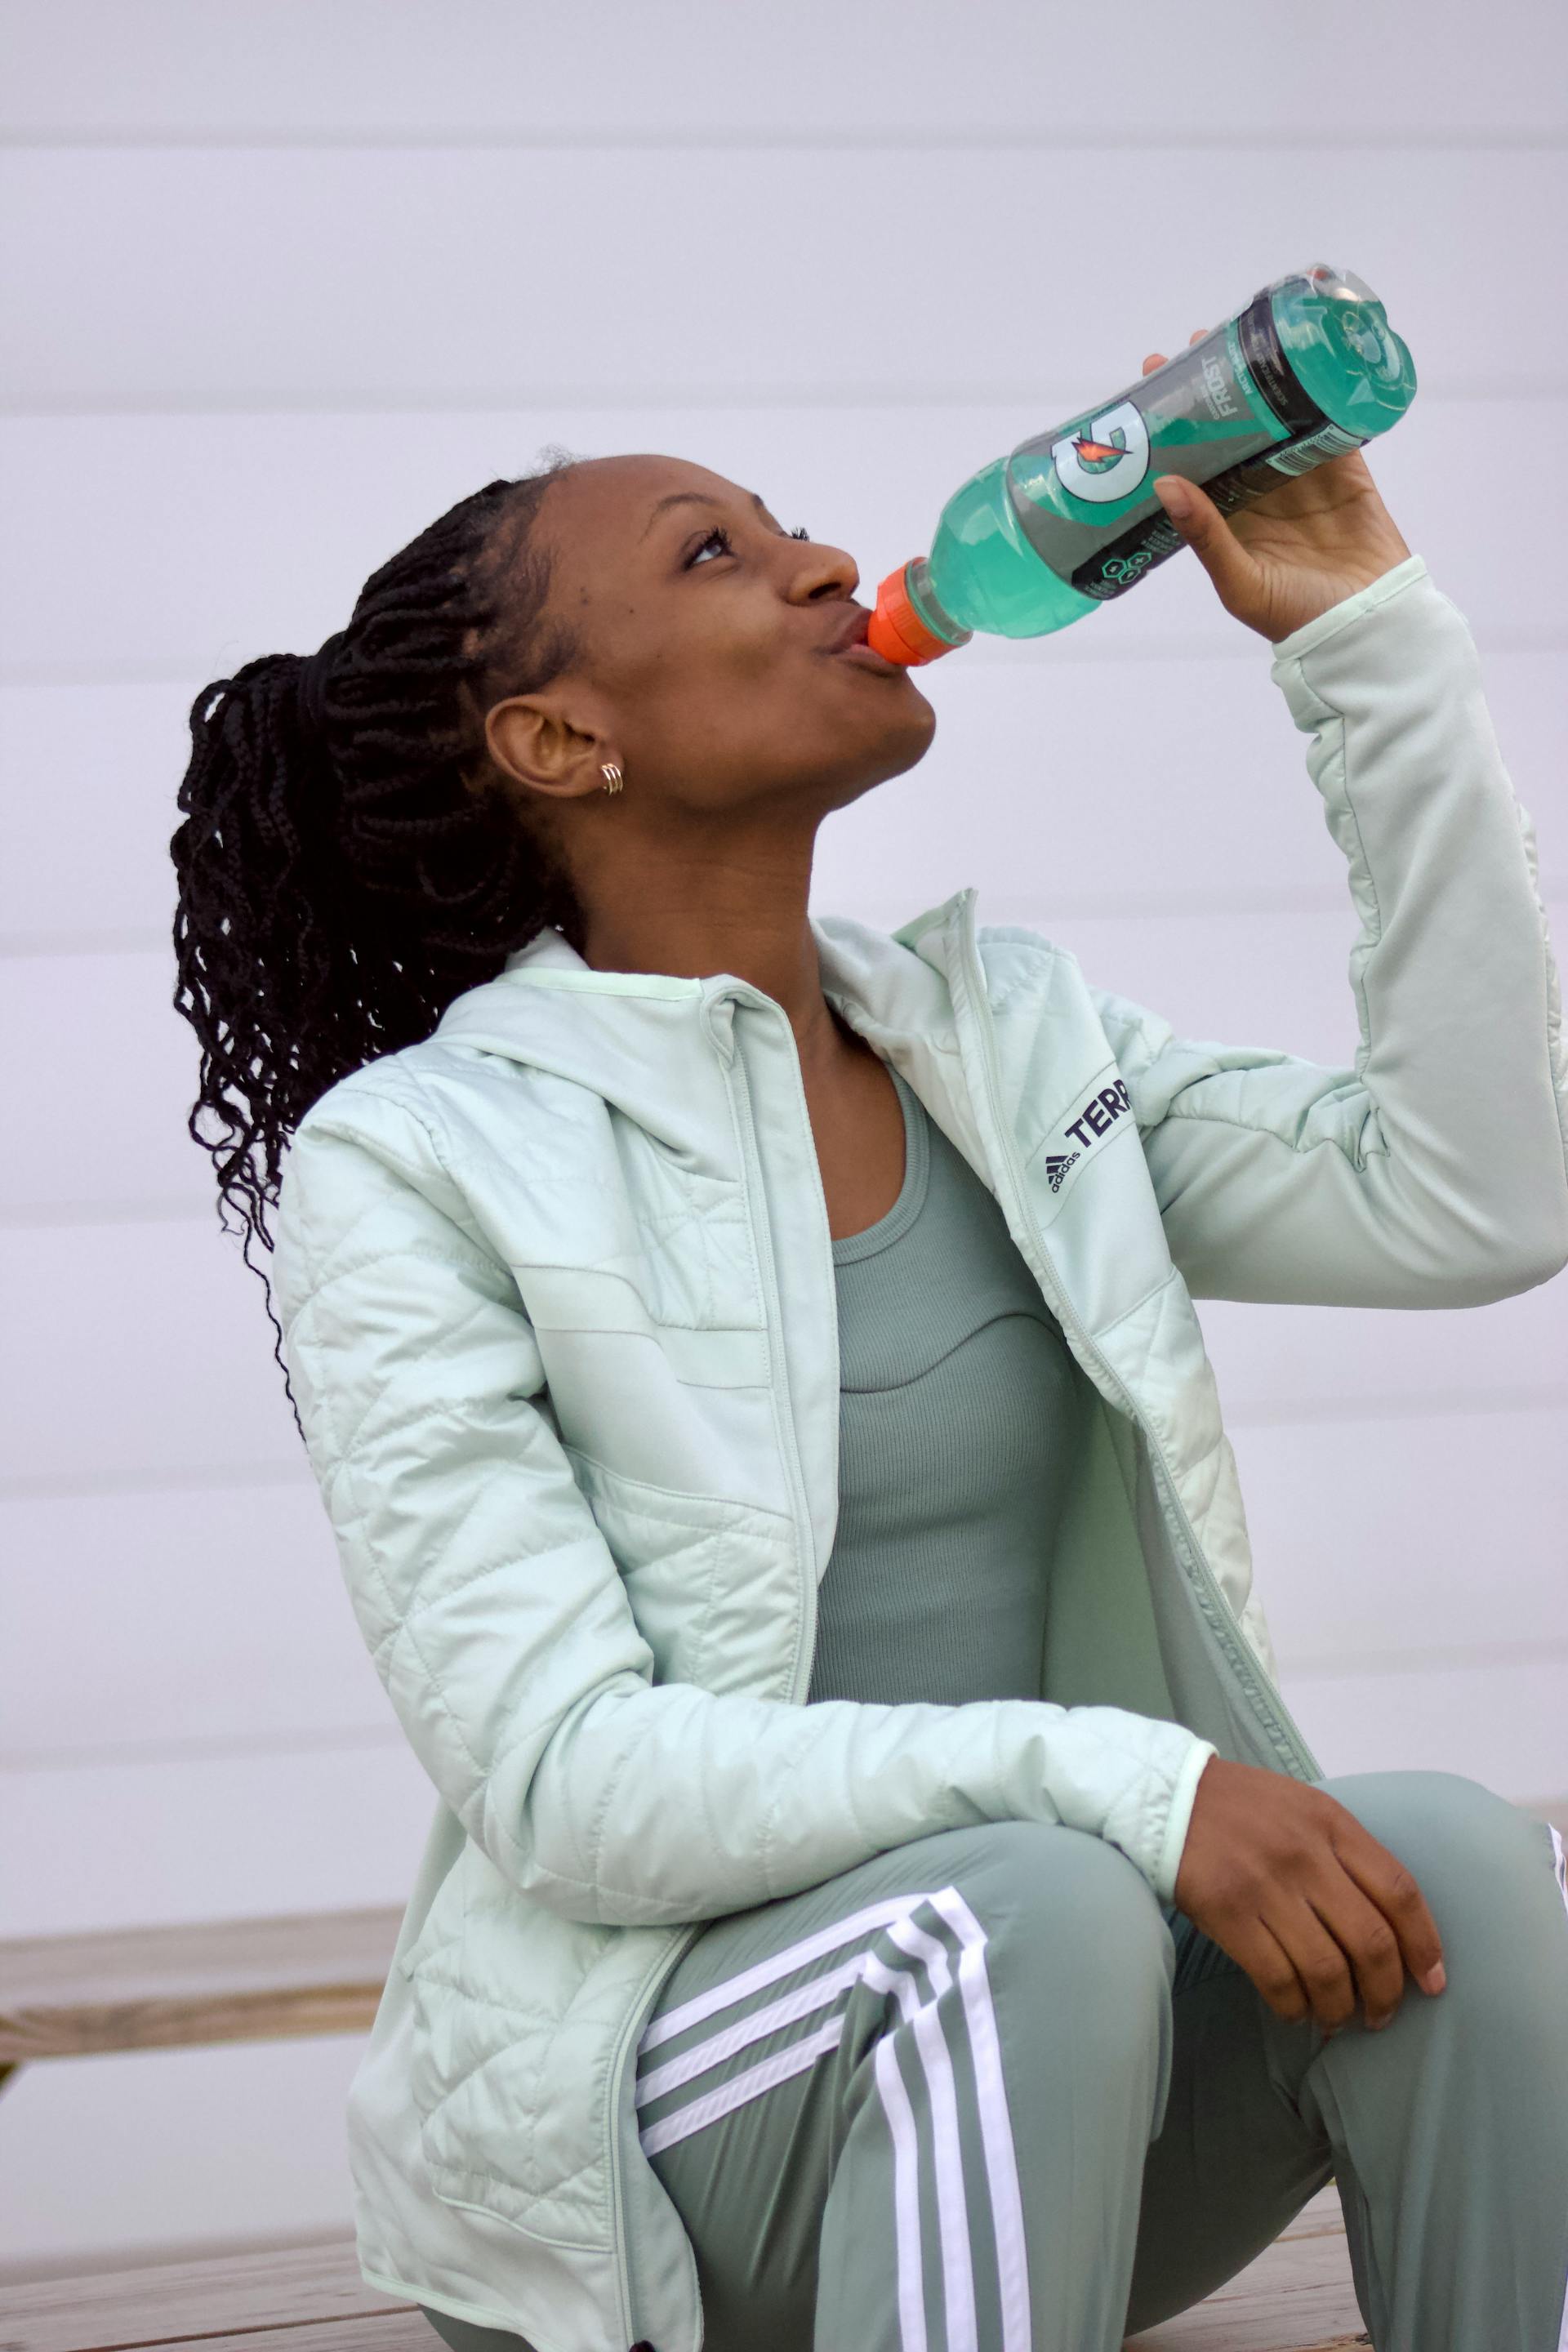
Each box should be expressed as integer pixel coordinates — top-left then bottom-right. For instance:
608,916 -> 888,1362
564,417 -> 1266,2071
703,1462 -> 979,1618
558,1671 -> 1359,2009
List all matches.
562,1442 -> 800,1695
402,1900 -> 660,2238
403,1963 -> 572,2225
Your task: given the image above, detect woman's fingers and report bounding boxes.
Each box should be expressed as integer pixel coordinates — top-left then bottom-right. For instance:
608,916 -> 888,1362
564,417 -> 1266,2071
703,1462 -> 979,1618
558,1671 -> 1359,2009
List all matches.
1226,1913 -> 1319,2028
1151,474 -> 1259,614
1240,1874 -> 1415,2036
1326,1810 -> 1448,1994
1259,1824 -> 1448,2032
1172,1759 -> 1450,2039
1261,1899 -> 1360,2032
1257,1812 -> 1448,2035
1292,1871 -> 1410,2029
1143,327 -> 1211,376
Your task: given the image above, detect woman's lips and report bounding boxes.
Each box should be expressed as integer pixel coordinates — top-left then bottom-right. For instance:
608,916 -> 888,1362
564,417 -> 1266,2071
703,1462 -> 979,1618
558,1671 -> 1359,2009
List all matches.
831,640 -> 902,676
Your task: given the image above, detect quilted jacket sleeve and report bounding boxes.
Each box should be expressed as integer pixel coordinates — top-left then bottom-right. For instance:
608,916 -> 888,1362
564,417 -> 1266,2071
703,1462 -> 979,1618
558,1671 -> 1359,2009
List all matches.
272,1085 -> 1216,1927
1089,554 -> 1568,1307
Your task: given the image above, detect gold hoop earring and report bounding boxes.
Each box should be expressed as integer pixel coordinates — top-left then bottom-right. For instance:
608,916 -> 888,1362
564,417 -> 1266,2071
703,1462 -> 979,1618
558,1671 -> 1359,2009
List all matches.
599,761 -> 624,795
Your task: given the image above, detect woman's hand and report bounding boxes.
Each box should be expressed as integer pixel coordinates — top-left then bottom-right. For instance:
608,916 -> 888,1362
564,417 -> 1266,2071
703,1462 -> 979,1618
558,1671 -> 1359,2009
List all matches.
1173,1755 -> 1448,2034
1140,327 -> 1413,642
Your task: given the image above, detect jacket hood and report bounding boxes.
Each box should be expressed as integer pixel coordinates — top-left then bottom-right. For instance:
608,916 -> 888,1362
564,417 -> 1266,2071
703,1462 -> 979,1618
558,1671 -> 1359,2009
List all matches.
426,885 -> 990,1148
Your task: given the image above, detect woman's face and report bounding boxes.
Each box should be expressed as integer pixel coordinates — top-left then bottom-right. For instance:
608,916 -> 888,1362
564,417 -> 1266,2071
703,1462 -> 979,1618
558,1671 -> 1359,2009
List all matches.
483,453 -> 938,836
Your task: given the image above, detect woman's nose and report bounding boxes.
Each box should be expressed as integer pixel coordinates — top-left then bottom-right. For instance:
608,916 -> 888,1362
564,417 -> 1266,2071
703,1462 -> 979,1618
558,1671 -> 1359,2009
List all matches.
793,537 -> 860,603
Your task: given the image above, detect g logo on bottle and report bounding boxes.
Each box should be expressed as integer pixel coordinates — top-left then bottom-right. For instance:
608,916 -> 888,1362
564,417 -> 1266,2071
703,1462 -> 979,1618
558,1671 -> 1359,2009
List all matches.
1050,399 -> 1151,505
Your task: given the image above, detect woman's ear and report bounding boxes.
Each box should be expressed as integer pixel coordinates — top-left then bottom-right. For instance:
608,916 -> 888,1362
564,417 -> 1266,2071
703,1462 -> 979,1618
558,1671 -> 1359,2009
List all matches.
486,689 -> 613,804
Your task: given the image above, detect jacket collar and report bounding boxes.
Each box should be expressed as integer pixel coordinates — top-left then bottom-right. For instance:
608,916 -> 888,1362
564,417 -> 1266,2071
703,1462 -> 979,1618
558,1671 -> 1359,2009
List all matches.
430,886 -> 980,1077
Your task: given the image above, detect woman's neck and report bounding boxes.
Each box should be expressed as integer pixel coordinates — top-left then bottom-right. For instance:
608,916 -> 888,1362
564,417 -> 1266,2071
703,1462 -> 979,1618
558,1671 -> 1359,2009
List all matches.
574,854 -> 831,1040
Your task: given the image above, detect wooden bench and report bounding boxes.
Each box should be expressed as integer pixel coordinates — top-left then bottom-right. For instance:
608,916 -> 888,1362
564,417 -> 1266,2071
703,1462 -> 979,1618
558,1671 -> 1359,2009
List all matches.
9,1791 -> 1564,2348
0,1904 -> 403,2087
0,2183 -> 1368,2349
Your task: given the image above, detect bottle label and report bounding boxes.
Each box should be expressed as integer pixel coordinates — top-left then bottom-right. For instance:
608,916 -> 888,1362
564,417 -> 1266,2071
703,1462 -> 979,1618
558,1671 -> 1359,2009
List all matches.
1177,415 -> 1370,535
1234,283 -> 1326,439
1258,418 -> 1368,477
1004,283 -> 1364,605
1045,397 -> 1152,507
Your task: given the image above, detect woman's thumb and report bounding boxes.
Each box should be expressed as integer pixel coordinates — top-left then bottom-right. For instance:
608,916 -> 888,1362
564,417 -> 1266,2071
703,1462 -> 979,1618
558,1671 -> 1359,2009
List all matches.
1153,475 -> 1253,608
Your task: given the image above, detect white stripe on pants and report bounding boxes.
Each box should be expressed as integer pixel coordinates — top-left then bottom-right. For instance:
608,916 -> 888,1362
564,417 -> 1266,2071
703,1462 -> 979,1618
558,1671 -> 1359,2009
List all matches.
635,1880 -> 1031,2352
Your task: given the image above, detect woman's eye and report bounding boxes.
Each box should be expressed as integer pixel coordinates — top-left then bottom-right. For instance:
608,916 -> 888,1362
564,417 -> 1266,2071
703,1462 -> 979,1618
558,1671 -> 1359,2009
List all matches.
685,521 -> 812,564
688,526 -> 733,566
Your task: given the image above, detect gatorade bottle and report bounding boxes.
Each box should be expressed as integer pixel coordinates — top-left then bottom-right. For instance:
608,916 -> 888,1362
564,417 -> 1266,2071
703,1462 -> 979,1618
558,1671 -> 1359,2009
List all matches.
866,262 -> 1416,664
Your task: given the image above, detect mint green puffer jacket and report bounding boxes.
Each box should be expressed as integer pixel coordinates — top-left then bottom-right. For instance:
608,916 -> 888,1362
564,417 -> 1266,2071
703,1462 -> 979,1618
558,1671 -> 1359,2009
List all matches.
272,554 -> 1568,2352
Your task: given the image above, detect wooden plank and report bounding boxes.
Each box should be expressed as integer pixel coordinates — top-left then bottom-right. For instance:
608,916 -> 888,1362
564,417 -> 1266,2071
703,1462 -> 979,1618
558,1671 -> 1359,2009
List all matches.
0,2234 -> 411,2351
0,1906 -> 401,2061
1276,2186 -> 1352,2242
0,2195 -> 1361,2352
180,2325 -> 434,2352
174,2323 -> 437,2351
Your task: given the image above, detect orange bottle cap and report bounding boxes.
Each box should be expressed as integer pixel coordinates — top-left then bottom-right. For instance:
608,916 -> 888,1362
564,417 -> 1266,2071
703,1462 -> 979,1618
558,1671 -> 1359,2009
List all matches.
867,563 -> 964,667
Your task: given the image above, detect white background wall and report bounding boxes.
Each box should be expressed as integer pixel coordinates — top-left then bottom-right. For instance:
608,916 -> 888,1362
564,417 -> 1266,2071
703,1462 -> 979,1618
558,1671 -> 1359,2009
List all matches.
1,0 -> 1564,2280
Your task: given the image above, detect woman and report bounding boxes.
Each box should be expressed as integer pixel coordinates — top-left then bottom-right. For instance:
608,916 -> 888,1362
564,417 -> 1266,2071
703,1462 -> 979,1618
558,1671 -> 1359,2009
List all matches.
171,327 -> 1568,2352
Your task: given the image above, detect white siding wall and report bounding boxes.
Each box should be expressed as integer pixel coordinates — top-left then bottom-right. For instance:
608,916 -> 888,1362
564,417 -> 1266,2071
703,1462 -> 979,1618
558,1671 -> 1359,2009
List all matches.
2,0 -> 1563,2277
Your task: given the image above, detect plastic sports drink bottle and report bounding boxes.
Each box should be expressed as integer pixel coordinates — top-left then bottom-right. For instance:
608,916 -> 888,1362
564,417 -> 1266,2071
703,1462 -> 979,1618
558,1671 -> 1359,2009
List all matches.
866,262 -> 1416,664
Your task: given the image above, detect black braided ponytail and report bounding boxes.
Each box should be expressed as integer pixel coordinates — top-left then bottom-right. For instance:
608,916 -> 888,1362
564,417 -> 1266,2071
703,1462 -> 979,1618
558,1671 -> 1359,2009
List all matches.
171,452 -> 583,1432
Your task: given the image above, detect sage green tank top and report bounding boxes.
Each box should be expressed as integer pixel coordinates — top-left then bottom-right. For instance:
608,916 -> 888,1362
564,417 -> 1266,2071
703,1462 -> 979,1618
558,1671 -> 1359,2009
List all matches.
806,1062 -> 1089,1708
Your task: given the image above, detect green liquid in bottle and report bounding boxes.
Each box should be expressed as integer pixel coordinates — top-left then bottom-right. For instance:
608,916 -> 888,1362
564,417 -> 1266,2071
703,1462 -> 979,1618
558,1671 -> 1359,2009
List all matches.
899,264 -> 1416,652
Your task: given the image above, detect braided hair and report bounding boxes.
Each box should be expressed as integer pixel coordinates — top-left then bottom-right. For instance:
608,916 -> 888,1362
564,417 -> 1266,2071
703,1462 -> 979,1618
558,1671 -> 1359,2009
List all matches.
170,452 -> 584,1432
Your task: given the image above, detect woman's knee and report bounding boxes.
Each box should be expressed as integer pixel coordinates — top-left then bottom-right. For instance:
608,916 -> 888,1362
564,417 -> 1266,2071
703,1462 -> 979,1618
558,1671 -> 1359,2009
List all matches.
1317,1769 -> 1567,1976
929,1817 -> 1174,2012
1320,1767 -> 1543,1889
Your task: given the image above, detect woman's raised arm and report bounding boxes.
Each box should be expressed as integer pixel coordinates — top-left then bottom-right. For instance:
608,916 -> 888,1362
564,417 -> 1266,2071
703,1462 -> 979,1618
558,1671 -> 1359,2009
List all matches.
1089,555 -> 1568,1307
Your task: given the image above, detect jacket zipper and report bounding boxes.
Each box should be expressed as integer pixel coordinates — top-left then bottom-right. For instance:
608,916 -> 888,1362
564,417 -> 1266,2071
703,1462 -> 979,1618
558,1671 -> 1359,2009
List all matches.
606,990 -> 822,2352
950,899 -> 1318,1779
724,999 -> 825,1703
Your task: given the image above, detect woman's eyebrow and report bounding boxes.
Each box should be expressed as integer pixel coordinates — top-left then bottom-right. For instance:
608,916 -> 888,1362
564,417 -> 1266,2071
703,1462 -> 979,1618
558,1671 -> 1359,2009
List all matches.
639,488 -> 770,541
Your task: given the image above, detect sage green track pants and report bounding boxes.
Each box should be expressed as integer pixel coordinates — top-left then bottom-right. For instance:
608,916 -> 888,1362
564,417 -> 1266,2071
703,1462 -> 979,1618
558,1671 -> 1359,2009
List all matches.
420,1769 -> 1568,2352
